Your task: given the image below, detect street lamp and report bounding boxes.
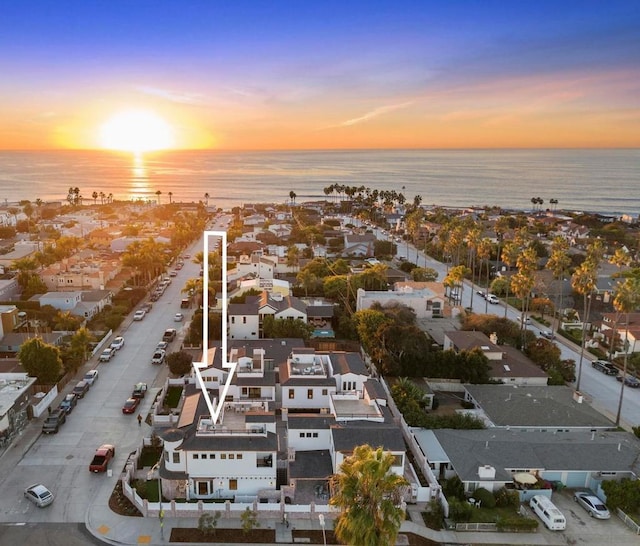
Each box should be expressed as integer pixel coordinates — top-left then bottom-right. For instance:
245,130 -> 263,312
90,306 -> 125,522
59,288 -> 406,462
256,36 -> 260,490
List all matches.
319,514 -> 326,546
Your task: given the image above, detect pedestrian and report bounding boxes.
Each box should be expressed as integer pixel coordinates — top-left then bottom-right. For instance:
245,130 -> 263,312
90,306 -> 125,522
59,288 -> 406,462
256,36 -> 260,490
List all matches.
137,414 -> 142,426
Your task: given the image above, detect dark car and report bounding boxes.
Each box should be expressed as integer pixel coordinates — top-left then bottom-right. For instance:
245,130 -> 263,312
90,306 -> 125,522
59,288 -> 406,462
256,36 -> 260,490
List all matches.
58,393 -> 77,414
72,380 -> 90,399
122,397 -> 140,414
42,409 -> 66,434
616,375 -> 640,388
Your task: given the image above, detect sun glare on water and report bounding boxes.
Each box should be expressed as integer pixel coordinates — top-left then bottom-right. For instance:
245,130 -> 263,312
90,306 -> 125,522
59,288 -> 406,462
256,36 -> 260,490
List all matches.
99,110 -> 175,153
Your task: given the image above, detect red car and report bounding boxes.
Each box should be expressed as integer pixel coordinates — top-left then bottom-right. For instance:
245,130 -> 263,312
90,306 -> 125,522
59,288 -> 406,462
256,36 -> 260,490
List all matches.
122,397 -> 140,414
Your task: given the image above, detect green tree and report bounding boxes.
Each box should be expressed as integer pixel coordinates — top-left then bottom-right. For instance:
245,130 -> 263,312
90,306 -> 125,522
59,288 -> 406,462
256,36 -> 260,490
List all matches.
167,351 -> 194,376
410,267 -> 438,282
601,478 -> 640,513
198,511 -> 221,537
262,315 -> 314,340
571,240 -> 604,391
67,327 -> 95,373
18,337 -> 62,384
330,445 -> 408,546
613,277 -> 640,426
240,507 -> 260,534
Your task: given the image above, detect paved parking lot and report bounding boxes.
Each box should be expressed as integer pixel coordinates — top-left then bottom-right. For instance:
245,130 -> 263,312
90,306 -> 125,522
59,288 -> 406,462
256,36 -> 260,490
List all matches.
529,489 -> 639,545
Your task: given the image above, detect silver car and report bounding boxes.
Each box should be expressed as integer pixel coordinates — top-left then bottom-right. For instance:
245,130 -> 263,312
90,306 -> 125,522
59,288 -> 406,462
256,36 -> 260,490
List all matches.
24,484 -> 54,507
574,492 -> 610,519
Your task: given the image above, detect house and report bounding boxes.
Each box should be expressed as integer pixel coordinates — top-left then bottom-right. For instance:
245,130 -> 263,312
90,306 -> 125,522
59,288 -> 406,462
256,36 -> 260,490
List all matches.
158,390 -> 279,501
357,284 -> 444,319
235,254 -> 277,280
228,292 -> 307,340
33,290 -> 113,319
341,233 -> 375,257
599,312 -> 640,355
462,384 -> 615,431
443,331 -> 548,385
0,305 -> 20,337
0,373 -> 36,443
39,257 -> 120,291
412,428 -> 640,496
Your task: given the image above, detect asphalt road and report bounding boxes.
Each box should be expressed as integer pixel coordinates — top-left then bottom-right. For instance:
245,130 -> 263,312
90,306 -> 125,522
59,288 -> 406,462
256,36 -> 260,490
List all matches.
0,522 -> 103,545
0,220 -> 225,526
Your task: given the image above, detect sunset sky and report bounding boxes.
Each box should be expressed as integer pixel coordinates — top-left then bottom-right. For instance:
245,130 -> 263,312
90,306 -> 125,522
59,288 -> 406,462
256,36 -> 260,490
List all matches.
1,1 -> 639,150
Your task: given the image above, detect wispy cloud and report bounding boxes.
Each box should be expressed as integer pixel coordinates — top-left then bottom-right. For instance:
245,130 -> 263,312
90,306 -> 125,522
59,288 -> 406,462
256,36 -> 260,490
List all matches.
135,86 -> 206,105
338,101 -> 414,127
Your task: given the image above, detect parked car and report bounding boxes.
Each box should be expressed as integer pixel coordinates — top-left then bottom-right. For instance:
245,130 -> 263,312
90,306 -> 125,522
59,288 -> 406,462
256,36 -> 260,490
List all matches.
122,397 -> 141,414
72,380 -> 90,399
59,393 -> 77,415
162,328 -> 177,342
151,349 -> 166,365
84,369 -> 99,385
42,409 -> 66,434
574,492 -> 610,519
174,313 -> 184,322
110,336 -> 125,350
133,310 -> 146,321
24,484 -> 54,507
592,360 -> 618,375
132,382 -> 147,399
476,290 -> 486,299
540,331 -> 555,340
616,374 -> 640,388
99,348 -> 115,362
156,341 -> 169,351
486,294 -> 499,304
169,270 -> 178,277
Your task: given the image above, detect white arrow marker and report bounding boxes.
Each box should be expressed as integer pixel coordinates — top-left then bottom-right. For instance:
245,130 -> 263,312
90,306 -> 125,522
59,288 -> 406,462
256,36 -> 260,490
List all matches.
192,230 -> 235,424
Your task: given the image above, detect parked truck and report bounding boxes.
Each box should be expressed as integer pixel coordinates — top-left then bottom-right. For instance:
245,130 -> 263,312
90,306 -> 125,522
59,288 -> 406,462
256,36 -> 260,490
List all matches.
89,444 -> 115,473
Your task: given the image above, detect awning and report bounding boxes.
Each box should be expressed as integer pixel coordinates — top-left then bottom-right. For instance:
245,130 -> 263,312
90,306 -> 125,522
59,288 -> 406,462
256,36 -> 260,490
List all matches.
513,472 -> 537,485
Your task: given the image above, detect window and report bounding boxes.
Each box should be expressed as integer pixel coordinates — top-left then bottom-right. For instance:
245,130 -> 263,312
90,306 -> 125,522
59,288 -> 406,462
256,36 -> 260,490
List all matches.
237,454 -> 243,460
211,454 -> 216,459
229,479 -> 238,491
201,454 -> 207,459
299,432 -> 305,438
172,453 -> 180,464
288,389 -> 295,399
322,389 -> 328,396
229,454 -> 235,459
231,317 -> 235,324
307,389 -> 313,399
306,432 -> 312,438
221,453 -> 227,459
193,454 -> 199,459
313,432 -> 318,438
243,317 -> 247,324
197,481 -> 209,495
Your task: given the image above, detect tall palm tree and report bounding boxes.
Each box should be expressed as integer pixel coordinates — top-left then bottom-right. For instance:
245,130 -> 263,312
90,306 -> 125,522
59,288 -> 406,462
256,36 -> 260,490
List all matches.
289,190 -> 296,206
613,278 -> 640,426
168,191 -> 173,204
155,190 -> 162,204
501,241 -> 519,318
571,241 -> 604,392
204,192 -> 209,206
546,236 -> 571,334
330,445 -> 408,546
477,237 -> 493,313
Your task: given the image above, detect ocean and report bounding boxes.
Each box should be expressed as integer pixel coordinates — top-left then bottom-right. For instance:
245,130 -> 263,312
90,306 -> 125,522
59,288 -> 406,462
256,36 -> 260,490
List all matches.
1,149 -> 638,216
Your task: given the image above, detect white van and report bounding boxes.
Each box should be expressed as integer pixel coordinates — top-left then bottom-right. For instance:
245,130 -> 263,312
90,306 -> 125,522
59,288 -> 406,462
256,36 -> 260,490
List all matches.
529,495 -> 566,531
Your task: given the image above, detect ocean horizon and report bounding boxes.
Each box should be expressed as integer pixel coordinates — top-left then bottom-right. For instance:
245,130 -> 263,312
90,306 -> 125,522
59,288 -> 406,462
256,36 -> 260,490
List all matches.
1,148 -> 638,216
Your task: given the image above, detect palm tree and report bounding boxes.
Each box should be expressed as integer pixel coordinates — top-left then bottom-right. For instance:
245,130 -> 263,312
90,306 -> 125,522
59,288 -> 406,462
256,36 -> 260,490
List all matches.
155,190 -> 162,204
168,191 -> 173,204
571,241 -> 604,391
546,236 -> 571,334
289,190 -> 296,206
204,192 -> 209,206
613,278 -> 640,426
477,237 -> 493,313
330,445 -> 408,546
500,241 -> 519,318
99,191 -> 105,205
92,191 -> 98,205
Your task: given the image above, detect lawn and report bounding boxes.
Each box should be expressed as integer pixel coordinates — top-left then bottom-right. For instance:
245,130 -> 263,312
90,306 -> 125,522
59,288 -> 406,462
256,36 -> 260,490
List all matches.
165,386 -> 183,408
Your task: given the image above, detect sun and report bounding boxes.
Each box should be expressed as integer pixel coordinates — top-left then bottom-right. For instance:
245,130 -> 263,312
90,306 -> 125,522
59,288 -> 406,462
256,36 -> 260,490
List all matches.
99,110 -> 175,153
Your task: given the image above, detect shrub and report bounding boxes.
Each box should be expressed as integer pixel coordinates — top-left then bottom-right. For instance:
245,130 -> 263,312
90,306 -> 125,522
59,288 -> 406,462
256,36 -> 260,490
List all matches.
496,515 -> 539,531
198,511 -> 221,536
495,487 -> 520,508
442,476 -> 465,501
448,498 -> 473,522
422,498 -> 444,530
472,487 -> 496,509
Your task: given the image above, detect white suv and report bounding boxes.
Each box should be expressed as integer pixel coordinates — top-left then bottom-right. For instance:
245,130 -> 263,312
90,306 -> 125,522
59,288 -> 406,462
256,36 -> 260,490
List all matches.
99,348 -> 115,362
